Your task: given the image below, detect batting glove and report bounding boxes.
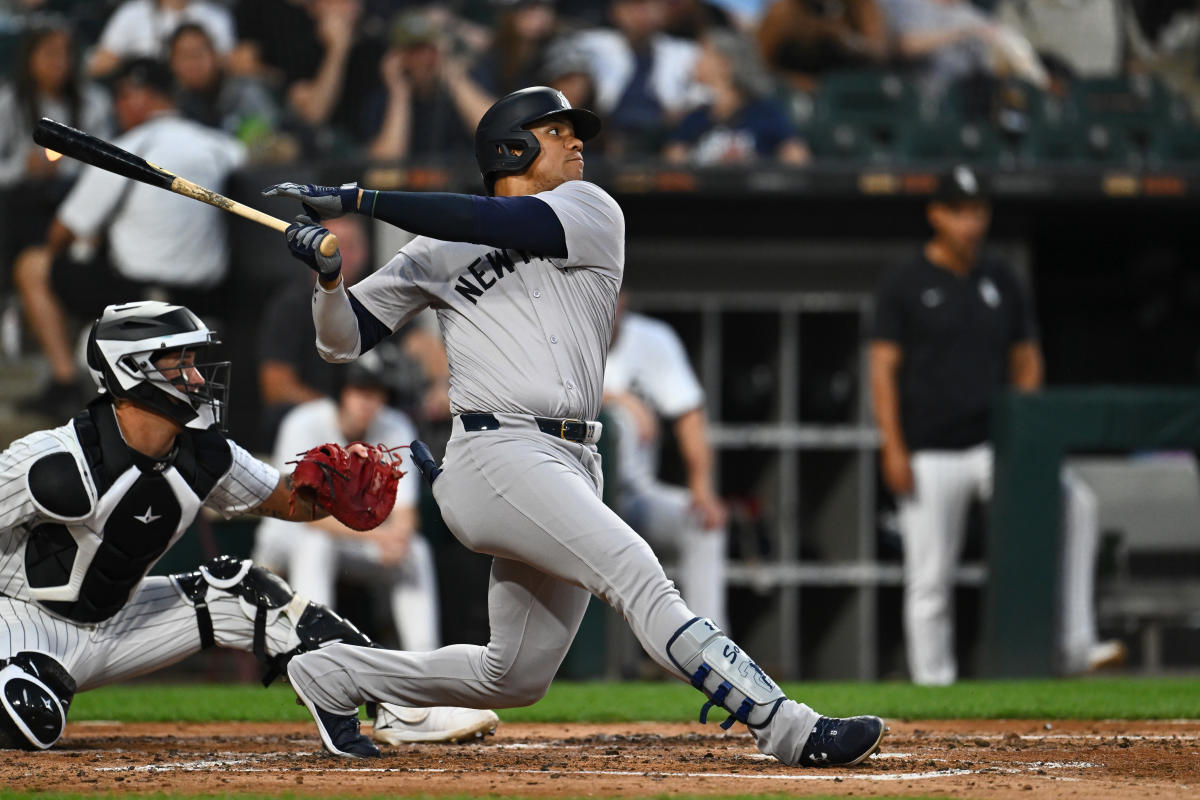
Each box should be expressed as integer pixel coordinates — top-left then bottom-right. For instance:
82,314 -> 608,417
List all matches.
262,181 -> 358,220
285,215 -> 341,281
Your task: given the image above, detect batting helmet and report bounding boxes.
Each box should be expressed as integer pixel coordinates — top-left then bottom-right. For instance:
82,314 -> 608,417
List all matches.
474,86 -> 601,194
85,300 -> 230,430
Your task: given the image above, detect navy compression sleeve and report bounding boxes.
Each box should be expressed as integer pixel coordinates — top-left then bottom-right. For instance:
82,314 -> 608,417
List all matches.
360,191 -> 568,258
347,291 -> 391,354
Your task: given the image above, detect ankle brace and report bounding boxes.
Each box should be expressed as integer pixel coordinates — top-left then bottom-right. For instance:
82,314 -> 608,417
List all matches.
666,617 -> 785,730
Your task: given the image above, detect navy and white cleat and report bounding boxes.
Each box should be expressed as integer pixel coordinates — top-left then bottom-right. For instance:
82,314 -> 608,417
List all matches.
289,665 -> 380,758
798,715 -> 885,767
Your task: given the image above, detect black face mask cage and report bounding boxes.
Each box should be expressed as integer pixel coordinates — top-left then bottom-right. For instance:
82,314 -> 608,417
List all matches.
149,345 -> 231,430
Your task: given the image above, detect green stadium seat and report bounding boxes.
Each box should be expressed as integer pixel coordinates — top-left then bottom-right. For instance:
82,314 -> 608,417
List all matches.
1066,75 -> 1190,162
893,119 -> 1009,165
1148,125 -> 1200,166
807,69 -> 921,163
1023,121 -> 1134,166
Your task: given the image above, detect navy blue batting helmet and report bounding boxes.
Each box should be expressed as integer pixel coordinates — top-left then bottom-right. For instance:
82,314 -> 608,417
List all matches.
474,86 -> 601,194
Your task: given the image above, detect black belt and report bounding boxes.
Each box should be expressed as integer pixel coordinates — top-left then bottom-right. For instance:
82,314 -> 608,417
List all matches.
459,413 -> 595,443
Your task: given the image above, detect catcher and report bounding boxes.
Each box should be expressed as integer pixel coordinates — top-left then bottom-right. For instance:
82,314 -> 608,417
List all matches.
0,300 -> 496,753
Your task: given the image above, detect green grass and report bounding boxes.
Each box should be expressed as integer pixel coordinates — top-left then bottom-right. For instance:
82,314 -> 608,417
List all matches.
67,677 -> 1200,723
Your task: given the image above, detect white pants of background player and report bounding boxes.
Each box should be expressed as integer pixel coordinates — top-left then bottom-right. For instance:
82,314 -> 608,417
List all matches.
289,417 -> 819,765
254,526 -> 440,652
617,483 -> 728,632
898,443 -> 1103,685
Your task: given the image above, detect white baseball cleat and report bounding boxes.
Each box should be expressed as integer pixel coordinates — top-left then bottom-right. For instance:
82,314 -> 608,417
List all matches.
372,704 -> 499,744
1087,640 -> 1127,672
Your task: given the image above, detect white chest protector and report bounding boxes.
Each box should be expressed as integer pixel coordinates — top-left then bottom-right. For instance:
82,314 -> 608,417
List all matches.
23,400 -> 233,623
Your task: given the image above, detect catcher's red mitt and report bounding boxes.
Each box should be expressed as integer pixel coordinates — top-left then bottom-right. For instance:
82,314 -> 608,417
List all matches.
288,442 -> 407,531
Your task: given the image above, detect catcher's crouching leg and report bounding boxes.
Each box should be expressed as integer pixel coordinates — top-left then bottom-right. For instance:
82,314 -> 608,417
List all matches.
171,555 -> 374,686
0,652 -> 76,750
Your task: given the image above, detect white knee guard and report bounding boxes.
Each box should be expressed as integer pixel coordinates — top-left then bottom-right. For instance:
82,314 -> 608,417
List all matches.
667,617 -> 785,730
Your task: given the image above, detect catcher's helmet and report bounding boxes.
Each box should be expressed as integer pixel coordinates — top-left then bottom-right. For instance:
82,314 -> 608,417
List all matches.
474,86 -> 601,194
85,301 -> 230,430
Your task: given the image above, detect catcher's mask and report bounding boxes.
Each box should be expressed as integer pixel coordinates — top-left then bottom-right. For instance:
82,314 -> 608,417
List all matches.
474,86 -> 601,195
86,300 -> 230,430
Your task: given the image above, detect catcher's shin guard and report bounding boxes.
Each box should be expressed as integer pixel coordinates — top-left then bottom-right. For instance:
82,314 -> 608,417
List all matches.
0,652 -> 76,750
667,617 -> 785,730
172,555 -> 374,685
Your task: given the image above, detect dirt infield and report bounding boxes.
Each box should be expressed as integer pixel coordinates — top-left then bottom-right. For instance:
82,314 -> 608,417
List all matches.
3,719 -> 1196,798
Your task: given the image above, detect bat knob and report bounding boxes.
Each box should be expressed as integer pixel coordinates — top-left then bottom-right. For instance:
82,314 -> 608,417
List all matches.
318,233 -> 340,257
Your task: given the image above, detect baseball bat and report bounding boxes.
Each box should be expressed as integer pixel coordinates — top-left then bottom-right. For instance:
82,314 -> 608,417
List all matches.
33,118 -> 338,256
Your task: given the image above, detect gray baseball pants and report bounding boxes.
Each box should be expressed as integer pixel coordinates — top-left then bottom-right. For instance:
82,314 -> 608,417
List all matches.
288,419 -> 818,761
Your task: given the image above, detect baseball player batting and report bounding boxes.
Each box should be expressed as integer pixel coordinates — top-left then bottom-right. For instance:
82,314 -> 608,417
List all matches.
0,300 -> 495,751
267,86 -> 885,766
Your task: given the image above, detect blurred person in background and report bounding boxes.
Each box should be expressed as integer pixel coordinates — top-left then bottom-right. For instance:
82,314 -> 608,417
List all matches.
756,0 -> 890,91
0,20 -> 112,272
254,353 -> 442,653
603,291 -> 730,633
549,0 -> 707,155
663,27 -> 809,164
232,0 -> 387,153
365,8 -> 493,162
879,0 -> 1047,99
993,0 -> 1146,80
12,58 -> 245,419
869,165 -> 1124,686
89,0 -> 236,77
168,23 -> 280,145
660,0 -> 737,39
257,215 -> 450,448
470,0 -> 567,98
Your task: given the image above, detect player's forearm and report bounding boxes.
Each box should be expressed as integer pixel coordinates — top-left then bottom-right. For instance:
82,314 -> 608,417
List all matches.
355,190 -> 568,257
251,474 -> 331,522
1009,340 -> 1044,392
674,408 -> 717,495
868,344 -> 907,451
312,279 -> 364,362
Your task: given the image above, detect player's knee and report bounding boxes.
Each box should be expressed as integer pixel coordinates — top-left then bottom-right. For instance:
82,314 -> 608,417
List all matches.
12,247 -> 49,292
0,652 -> 76,751
490,671 -> 553,707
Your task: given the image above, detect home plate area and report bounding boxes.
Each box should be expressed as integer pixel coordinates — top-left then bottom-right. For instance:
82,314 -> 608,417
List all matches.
3,720 -> 1196,799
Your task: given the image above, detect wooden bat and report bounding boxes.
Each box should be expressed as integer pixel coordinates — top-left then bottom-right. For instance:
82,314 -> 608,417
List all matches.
33,117 -> 338,256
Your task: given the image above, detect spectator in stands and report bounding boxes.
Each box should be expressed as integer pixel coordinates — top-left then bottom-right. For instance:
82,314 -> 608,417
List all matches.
664,28 -> 809,164
254,353 -> 442,652
470,0 -> 566,98
365,8 -> 493,162
879,0 -> 1046,98
12,58 -> 245,419
603,291 -> 730,633
257,215 -> 450,447
231,0 -> 387,152
868,165 -> 1125,685
89,0 -> 236,77
168,23 -> 279,142
0,20 -> 112,269
548,0 -> 707,155
756,0 -> 890,91
993,0 -> 1144,79
1127,1 -> 1200,118
661,0 -> 736,39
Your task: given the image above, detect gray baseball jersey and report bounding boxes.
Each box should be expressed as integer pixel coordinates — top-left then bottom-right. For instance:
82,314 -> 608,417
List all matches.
322,180 -> 624,418
293,177 -> 822,766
